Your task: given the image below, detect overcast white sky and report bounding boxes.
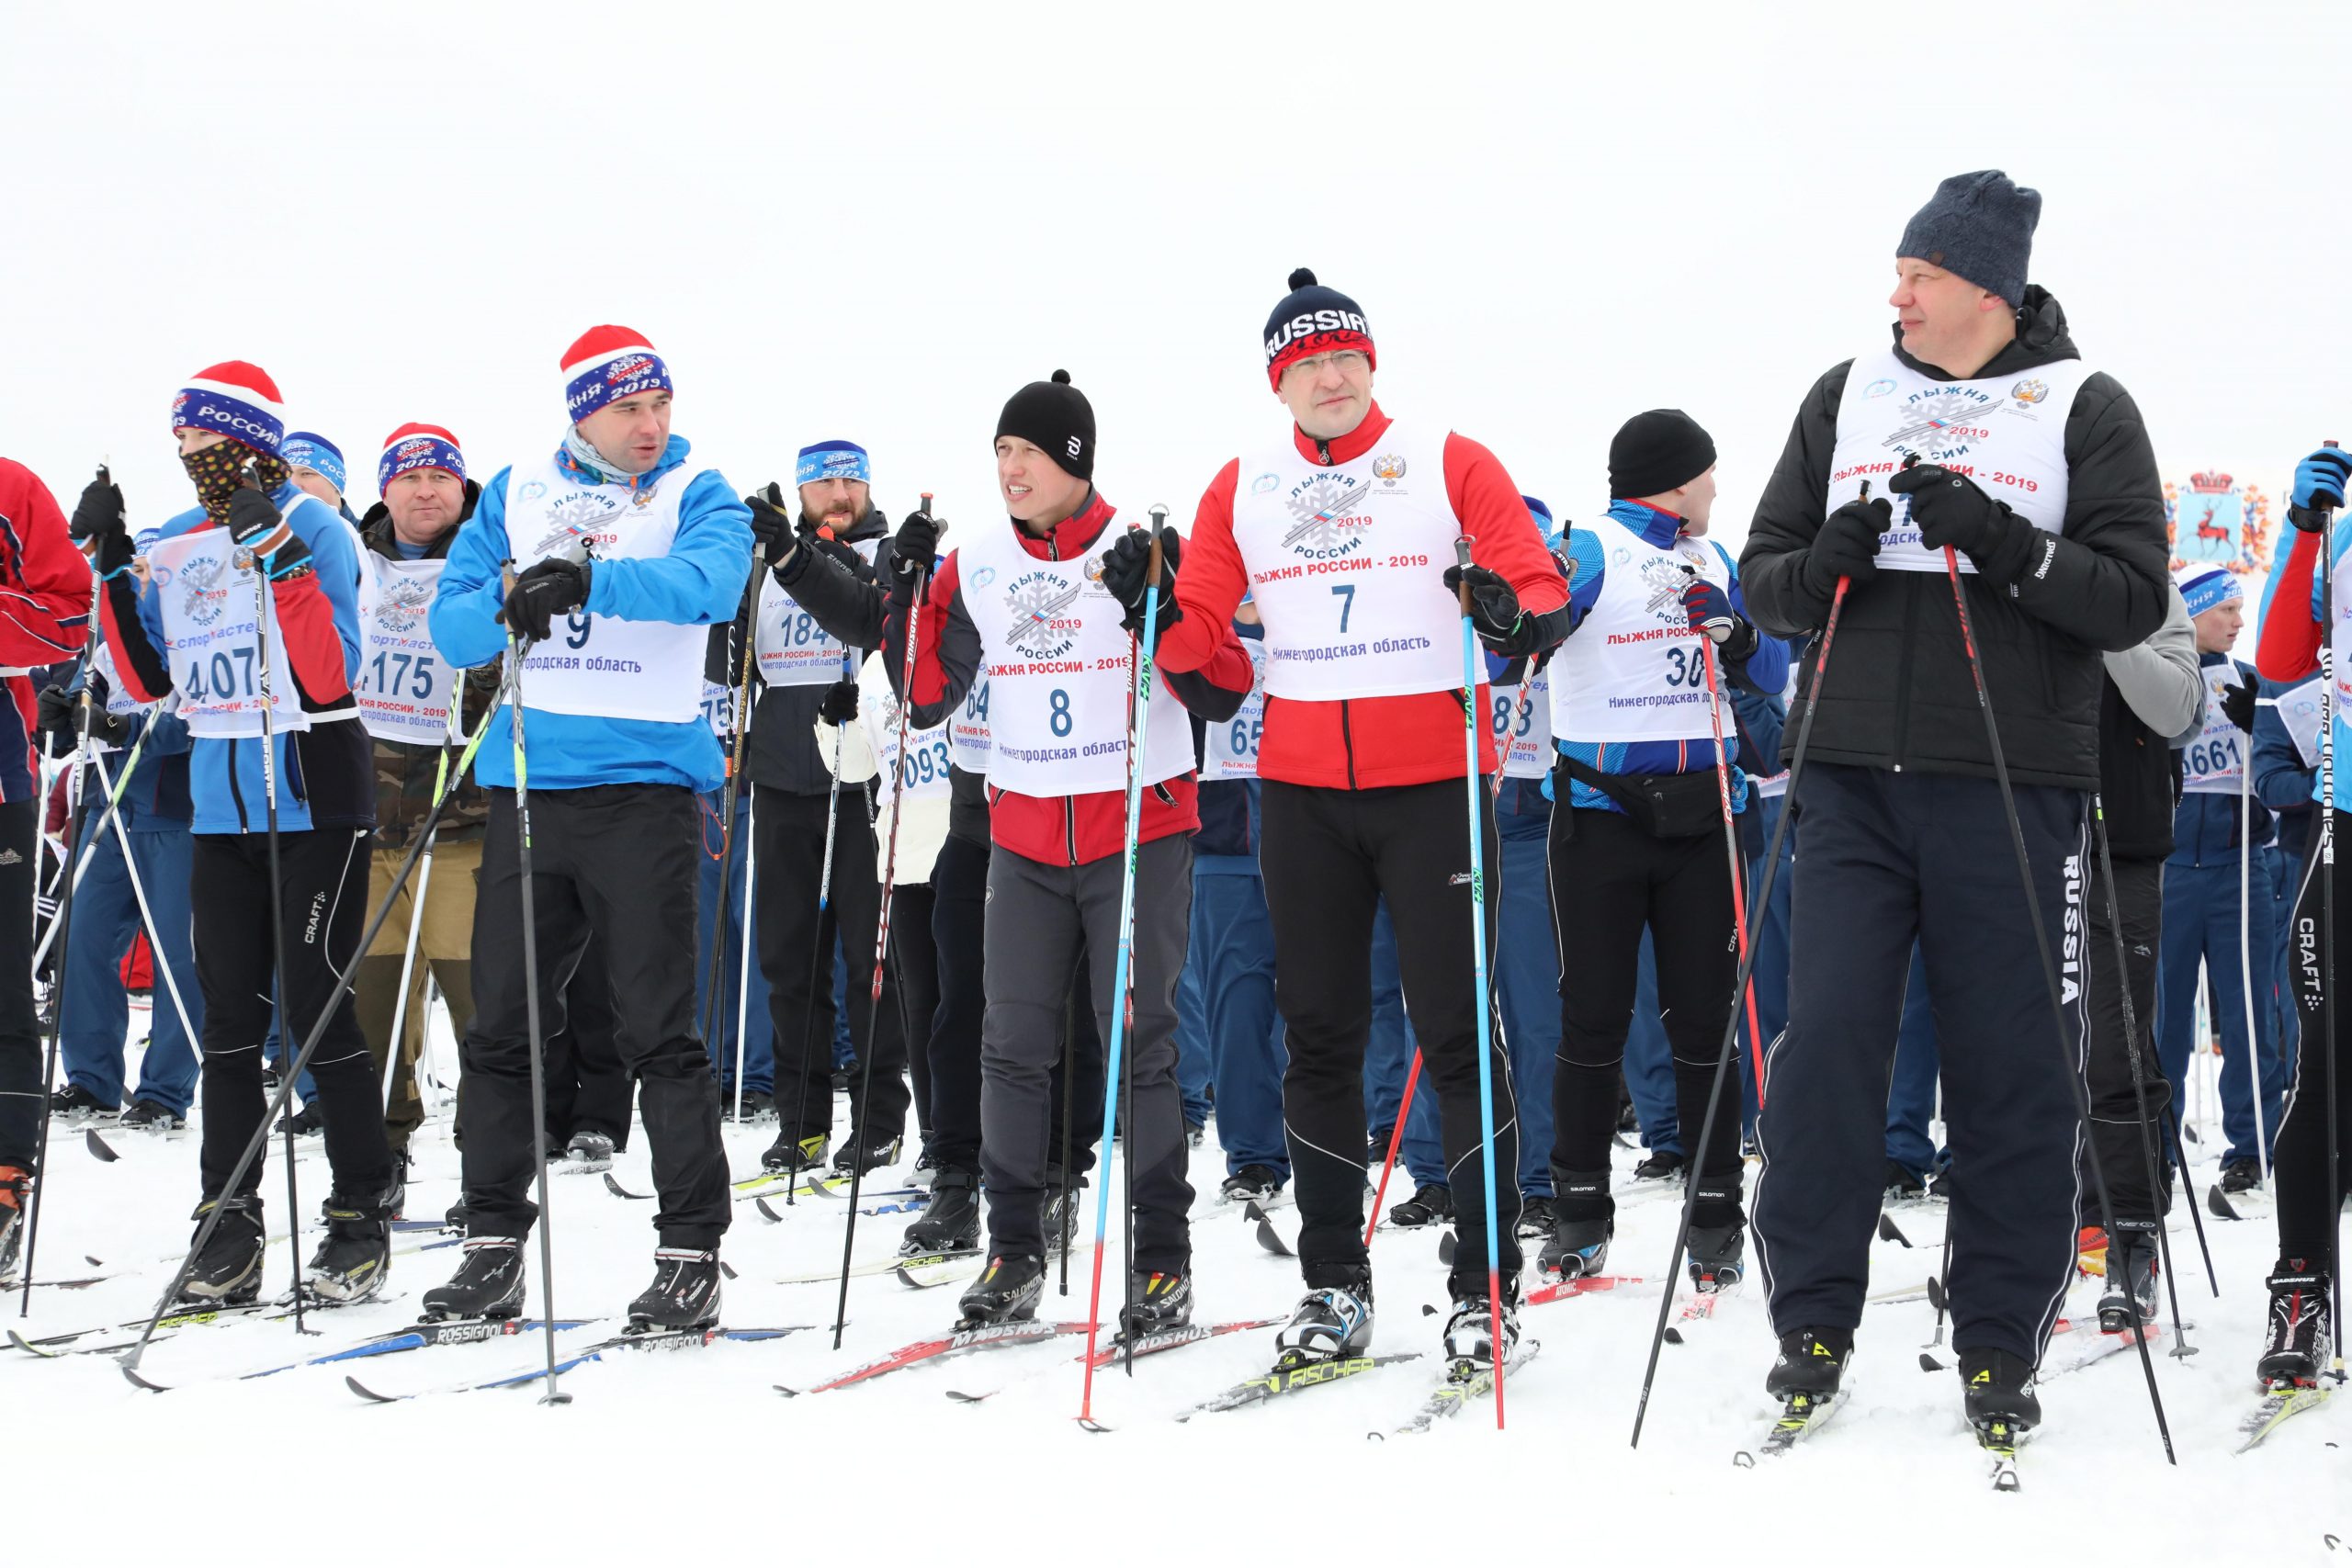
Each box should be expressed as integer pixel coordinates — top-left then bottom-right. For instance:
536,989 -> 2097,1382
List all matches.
3,1 -> 2341,556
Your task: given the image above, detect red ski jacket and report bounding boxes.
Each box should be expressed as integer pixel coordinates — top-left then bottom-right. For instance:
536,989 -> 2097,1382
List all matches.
0,458 -> 94,804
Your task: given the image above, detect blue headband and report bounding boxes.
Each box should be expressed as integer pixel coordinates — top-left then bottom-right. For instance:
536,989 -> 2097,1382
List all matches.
2177,566 -> 2242,619
796,440 -> 870,487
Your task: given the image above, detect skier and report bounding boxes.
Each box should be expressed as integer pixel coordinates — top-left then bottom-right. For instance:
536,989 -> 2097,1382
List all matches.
2247,440 -> 2352,1390
89,363 -> 401,1303
1143,271 -> 1569,1372
741,441 -> 909,1179
423,326 -> 750,1327
350,424 -> 491,1168
1738,172 -> 2170,1438
282,433 -> 360,524
0,456 -> 90,1279
2082,576 -> 2200,1329
2158,563 -> 2282,1193
883,370 -> 1253,1331
1542,410 -> 1789,1289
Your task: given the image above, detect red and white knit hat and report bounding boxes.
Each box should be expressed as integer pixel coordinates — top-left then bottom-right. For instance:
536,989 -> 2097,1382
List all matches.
171,361 -> 288,456
561,326 -> 672,423
378,423 -> 466,494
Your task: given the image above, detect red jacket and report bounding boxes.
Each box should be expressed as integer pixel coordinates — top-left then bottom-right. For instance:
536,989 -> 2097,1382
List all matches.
886,491 -> 1256,867
0,458 -> 94,804
1156,405 -> 1564,789
2256,527 -> 2323,683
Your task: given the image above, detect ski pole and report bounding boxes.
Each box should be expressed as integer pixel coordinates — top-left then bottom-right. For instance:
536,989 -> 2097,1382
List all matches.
382,683 -> 463,1114
2310,441 -> 2343,1378
117,671 -> 506,1375
86,749 -> 199,1057
699,552 -> 767,1113
786,640 -> 858,1207
1452,535 -> 1508,1430
15,527 -> 107,1314
2088,793 -> 2198,1356
1057,973 -> 1077,1294
835,494 -> 933,1348
1633,481 -> 1866,1448
2162,1104 -> 2221,1296
1364,1050 -> 1423,1247
1080,506 -> 1170,1424
2238,727 -> 2271,1190
733,794 -> 758,1117
29,716 -> 153,971
1924,459 -> 2173,1461
1687,567 -> 1769,1101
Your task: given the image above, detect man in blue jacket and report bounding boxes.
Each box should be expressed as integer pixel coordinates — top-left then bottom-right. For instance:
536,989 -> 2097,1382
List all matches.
424,326 -> 752,1330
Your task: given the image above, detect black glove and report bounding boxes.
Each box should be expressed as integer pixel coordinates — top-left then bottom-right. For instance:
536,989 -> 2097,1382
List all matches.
1102,526 -> 1184,640
2220,669 -> 2260,733
1803,495 -> 1889,595
38,680 -> 128,749
800,523 -> 863,575
500,557 -> 594,645
1888,461 -> 2025,570
818,678 -> 860,727
1442,561 -> 1523,652
746,484 -> 796,567
226,483 -> 311,577
71,471 -> 133,579
890,506 -> 941,590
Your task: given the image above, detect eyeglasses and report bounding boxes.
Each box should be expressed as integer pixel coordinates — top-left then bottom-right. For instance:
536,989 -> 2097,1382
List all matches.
1284,351 -> 1370,380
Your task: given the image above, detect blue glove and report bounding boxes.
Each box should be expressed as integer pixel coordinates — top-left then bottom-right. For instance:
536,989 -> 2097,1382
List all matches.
1679,574 -> 1758,659
2288,446 -> 2352,533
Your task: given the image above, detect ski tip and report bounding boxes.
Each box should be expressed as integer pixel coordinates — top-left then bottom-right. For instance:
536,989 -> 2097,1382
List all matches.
1438,1231 -> 1456,1266
1075,1416 -> 1113,1434
1732,1450 -> 1756,1468
120,1365 -> 168,1393
1663,1326 -> 1684,1346
345,1375 -> 399,1404
719,1259 -> 739,1280
944,1389 -> 991,1404
6,1329 -> 51,1357
2205,1185 -> 2240,1221
773,1384 -> 800,1398
602,1174 -> 651,1201
756,1197 -> 785,1224
85,1127 -> 120,1162
1918,1352 -> 1947,1373
1875,1213 -> 1911,1247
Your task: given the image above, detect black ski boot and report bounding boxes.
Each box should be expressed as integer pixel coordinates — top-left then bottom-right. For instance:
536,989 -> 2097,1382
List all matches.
832,1134 -> 902,1176
1539,1216 -> 1611,1280
1274,1268 -> 1374,1368
119,1100 -> 186,1132
955,1253 -> 1045,1329
1043,1171 -> 1087,1255
1958,1347 -> 2041,1436
1687,1220 -> 1747,1292
628,1247 -> 722,1331
1883,1160 -> 1927,1201
1217,1165 -> 1283,1207
1386,1182 -> 1453,1229
1442,1287 -> 1521,1379
303,1186 -> 395,1303
761,1132 -> 829,1174
1633,1148 -> 1686,1181
2097,1224 -> 2159,1334
276,1101 -> 324,1137
563,1130 -> 615,1172
900,1168 -> 980,1257
1515,1195 -> 1556,1242
2220,1157 -> 2262,1195
1118,1268 -> 1194,1337
49,1084 -> 117,1121
1766,1326 -> 1854,1399
423,1237 -> 526,1320
2256,1259 -> 2334,1387
0,1166 -> 27,1285
177,1195 -> 266,1306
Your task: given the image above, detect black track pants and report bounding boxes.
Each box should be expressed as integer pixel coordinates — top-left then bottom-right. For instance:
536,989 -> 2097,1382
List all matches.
2278,813 -> 2352,1263
2082,851 -> 2171,1227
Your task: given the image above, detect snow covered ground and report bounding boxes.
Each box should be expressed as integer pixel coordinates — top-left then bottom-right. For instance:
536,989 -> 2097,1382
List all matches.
7,1015 -> 2344,1565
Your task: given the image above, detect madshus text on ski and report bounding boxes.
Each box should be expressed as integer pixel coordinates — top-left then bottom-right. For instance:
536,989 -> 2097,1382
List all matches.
0,167 -> 2342,1467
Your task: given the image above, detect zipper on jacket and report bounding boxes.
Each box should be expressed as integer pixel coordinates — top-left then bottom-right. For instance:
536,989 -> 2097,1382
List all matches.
1065,796 -> 1078,867
1340,699 -> 1359,790
1891,576 -> 1920,772
227,736 -> 250,833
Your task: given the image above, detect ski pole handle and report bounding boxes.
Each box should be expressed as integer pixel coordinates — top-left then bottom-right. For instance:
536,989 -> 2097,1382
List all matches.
1453,536 -> 1476,615
1146,504 -> 1167,587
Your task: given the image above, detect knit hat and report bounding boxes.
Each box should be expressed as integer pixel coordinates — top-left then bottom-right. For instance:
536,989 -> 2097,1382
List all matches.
796,439 -> 871,487
378,423 -> 466,493
1897,170 -> 2042,307
995,370 -> 1095,481
280,432 -> 346,494
171,361 -> 287,456
1609,410 -> 1717,500
1263,267 -> 1375,389
2175,561 -> 2243,620
1522,494 -> 1562,547
561,325 -> 672,422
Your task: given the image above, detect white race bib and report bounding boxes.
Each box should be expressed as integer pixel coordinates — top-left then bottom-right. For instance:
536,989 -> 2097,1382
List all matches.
2278,675 -> 2324,770
1229,423 -> 1464,701
149,526 -> 310,739
1550,512 -> 1725,745
1826,349 -> 2093,574
1493,665 -> 1553,779
2179,660 -> 2250,795
356,555 -> 458,746
755,538 -> 879,686
1203,638 -> 1268,782
956,519 -> 1193,795
505,456 -> 711,723
862,672 -> 952,801
948,678 -> 991,775
698,679 -> 733,740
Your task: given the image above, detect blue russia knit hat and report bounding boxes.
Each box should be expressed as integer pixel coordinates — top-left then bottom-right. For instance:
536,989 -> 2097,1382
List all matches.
796,440 -> 871,487
2175,562 -> 2243,620
560,324 -> 672,422
1897,170 -> 2041,307
280,432 -> 346,494
377,423 -> 466,493
171,360 -> 287,456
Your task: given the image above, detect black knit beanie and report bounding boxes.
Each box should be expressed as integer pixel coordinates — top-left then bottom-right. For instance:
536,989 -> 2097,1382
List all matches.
1608,409 -> 1717,500
995,369 -> 1095,480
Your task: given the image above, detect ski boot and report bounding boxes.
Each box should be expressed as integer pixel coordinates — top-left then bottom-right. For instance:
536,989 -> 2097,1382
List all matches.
2097,1224 -> 2159,1334
1442,1288 -> 1521,1380
1539,1214 -> 1612,1281
1274,1268 -> 1374,1369
723,1089 -> 775,1124
2256,1259 -> 2334,1388
832,1134 -> 902,1177
2219,1157 -> 2262,1196
1883,1160 -> 1927,1201
761,1132 -> 829,1174
1515,1195 -> 1556,1243
909,1146 -> 939,1188
1958,1348 -> 2041,1438
955,1254 -> 1045,1330
423,1237 -> 526,1320
1633,1149 -> 1686,1181
901,1168 -> 980,1257
563,1130 -> 615,1173
176,1195 -> 266,1306
1687,1220 -> 1747,1293
0,1166 -> 27,1285
1365,1124 -> 1395,1165
1043,1170 -> 1087,1255
303,1185 -> 396,1304
1386,1183 -> 1453,1229
1766,1327 -> 1854,1400
276,1101 -> 325,1137
628,1247 -> 722,1332
1217,1165 -> 1283,1207
48,1084 -> 117,1121
1117,1268 -> 1194,1338
119,1100 -> 186,1132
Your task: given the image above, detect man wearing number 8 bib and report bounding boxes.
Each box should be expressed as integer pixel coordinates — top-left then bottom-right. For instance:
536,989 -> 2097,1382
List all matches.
2156,564 -> 2283,1184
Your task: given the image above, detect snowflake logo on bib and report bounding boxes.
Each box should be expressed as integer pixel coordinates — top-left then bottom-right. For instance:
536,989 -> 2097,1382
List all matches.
377,573 -> 435,635
180,552 -> 229,628
1880,385 -> 1996,463
532,491 -> 623,557
1637,556 -> 1690,620
1280,474 -> 1371,560
1004,570 -> 1082,660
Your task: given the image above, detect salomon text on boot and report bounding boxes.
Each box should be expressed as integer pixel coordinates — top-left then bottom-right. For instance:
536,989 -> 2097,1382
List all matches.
1118,1268 -> 1194,1338
956,1253 -> 1045,1330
